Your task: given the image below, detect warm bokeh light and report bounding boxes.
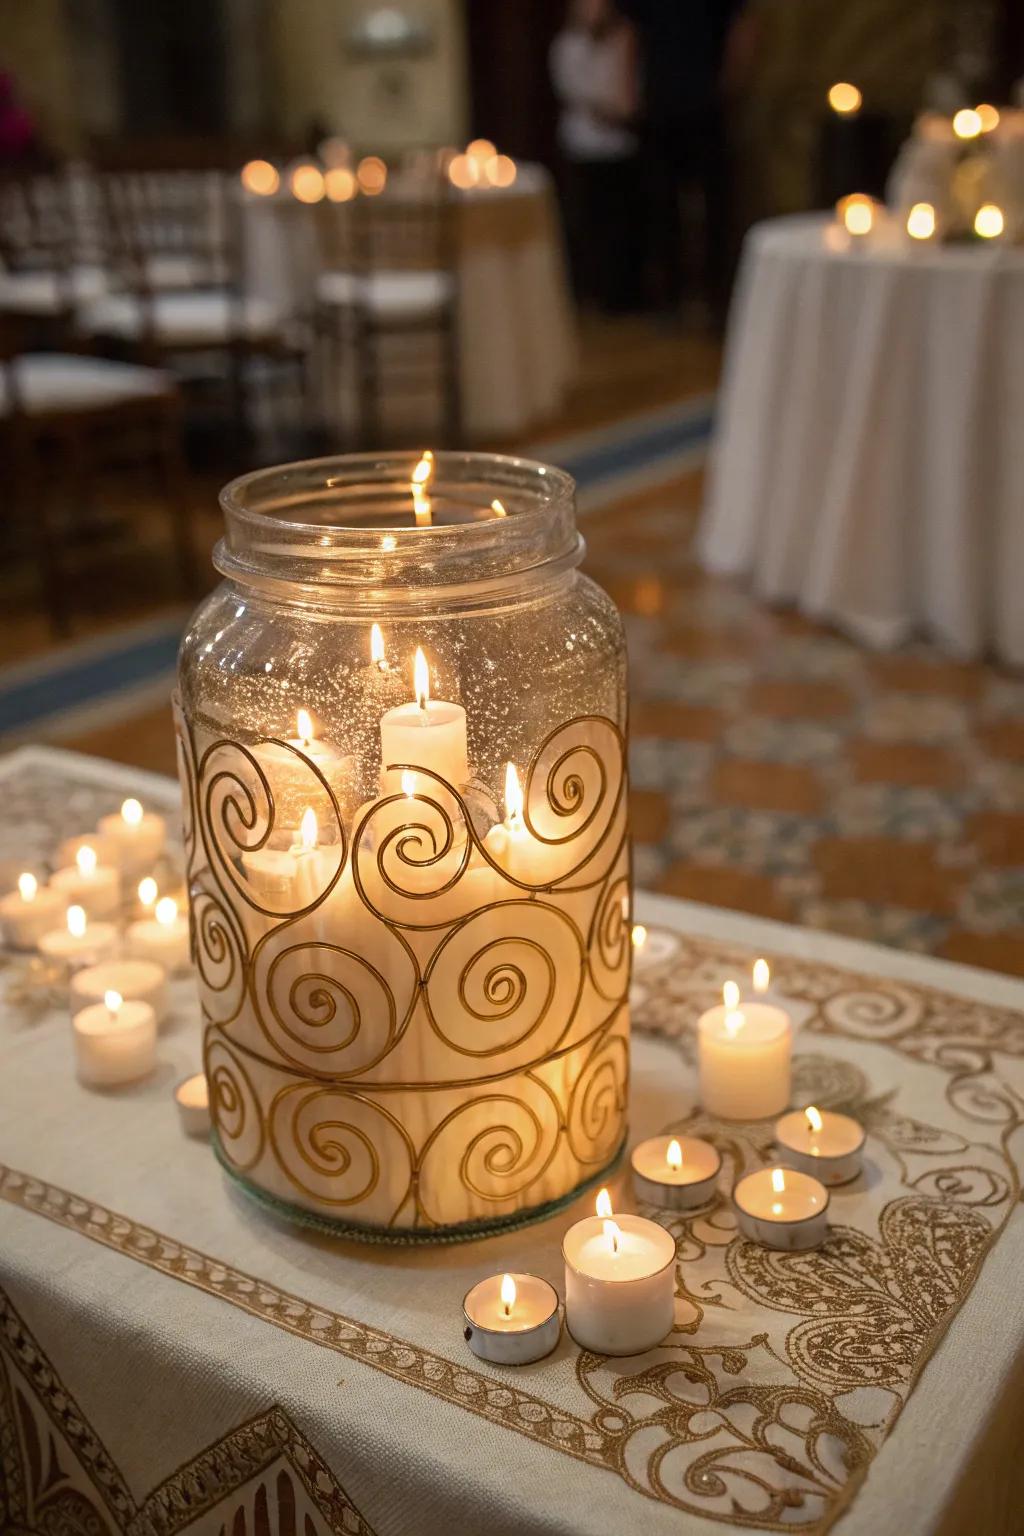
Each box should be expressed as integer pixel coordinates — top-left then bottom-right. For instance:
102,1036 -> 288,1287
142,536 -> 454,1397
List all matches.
18,872 -> 37,902
155,896 -> 178,926
297,708 -> 314,743
631,922 -> 647,950
67,905 -> 87,938
290,163 -> 325,203
414,647 -> 430,709
504,762 -> 524,828
467,138 -> 497,162
805,1105 -> 824,1134
752,958 -> 770,993
138,876 -> 158,908
603,1217 -> 621,1253
952,108 -> 983,140
104,989 -> 123,1015
486,154 -> 517,188
325,166 -> 358,202
827,82 -> 862,116
500,1273 -> 516,1315
974,203 -> 1004,238
241,158 -> 280,196
838,193 -> 874,236
76,845 -> 98,878
667,1138 -> 682,1171
121,798 -> 143,826
357,155 -> 387,196
723,980 -> 740,1011
975,103 -> 1000,134
447,153 -> 480,190
595,1187 -> 612,1219
906,201 -> 937,240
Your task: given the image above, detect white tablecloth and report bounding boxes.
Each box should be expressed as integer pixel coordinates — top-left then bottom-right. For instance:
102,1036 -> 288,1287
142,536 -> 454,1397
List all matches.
3,745 -> 1024,1536
242,165 -> 577,440
699,215 -> 1024,664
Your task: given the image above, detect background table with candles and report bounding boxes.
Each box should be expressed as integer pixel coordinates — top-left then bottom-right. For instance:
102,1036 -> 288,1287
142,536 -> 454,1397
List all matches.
3,744 -> 1024,1536
699,212 -> 1024,664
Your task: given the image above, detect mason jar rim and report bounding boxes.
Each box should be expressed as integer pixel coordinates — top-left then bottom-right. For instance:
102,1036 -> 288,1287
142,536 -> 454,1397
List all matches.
215,450 -> 582,610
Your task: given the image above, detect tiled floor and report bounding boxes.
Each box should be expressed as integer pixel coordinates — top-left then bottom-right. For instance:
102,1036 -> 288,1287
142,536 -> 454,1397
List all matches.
583,467 -> 1024,976
3,316 -> 1023,974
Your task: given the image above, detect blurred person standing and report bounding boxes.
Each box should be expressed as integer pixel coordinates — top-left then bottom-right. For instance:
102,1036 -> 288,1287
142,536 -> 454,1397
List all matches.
550,0 -> 643,312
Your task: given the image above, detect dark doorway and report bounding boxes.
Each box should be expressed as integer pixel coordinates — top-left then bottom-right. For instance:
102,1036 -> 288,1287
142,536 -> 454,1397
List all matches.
464,0 -> 561,166
110,0 -> 228,139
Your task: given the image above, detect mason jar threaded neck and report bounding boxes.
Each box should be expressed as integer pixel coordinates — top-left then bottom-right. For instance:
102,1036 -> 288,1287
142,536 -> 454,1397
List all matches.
215,451 -> 582,610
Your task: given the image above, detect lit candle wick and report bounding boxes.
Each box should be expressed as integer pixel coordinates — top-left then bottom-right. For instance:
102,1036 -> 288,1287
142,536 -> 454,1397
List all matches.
298,808 -> 317,853
500,1272 -> 516,1318
105,989 -> 123,1021
666,1138 -> 682,1171
296,708 -> 314,747
752,958 -> 770,994
413,647 -> 430,720
603,1219 -> 621,1255
805,1105 -> 823,1136
370,623 -> 387,672
412,451 -> 433,527
504,762 -> 524,833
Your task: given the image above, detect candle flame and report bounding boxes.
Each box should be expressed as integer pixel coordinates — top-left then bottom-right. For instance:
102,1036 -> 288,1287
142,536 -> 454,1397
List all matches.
667,1138 -> 682,1171
121,797 -> 143,827
504,762 -> 524,830
771,1168 -> 786,1194
76,845 -> 98,878
296,708 -> 313,745
370,623 -> 386,669
805,1105 -> 823,1134
631,923 -> 647,950
155,896 -> 178,927
752,958 -> 770,993
413,648 -> 430,712
104,989 -> 123,1015
907,202 -> 936,240
953,107 -> 982,140
412,452 -> 433,527
402,771 -> 417,799
67,905 -> 87,938
595,1187 -> 612,1219
300,808 -> 318,852
500,1272 -> 516,1316
491,498 -> 507,518
723,980 -> 740,1011
603,1219 -> 621,1255
724,1009 -> 745,1039
18,872 -> 37,902
975,203 -> 1004,239
138,877 -> 158,908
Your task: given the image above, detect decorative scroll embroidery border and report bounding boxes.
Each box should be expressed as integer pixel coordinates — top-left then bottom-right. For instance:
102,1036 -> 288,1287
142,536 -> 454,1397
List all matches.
2,930 -> 1022,1534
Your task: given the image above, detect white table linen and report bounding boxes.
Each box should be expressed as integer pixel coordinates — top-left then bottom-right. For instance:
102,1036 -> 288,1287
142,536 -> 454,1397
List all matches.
699,215 -> 1024,664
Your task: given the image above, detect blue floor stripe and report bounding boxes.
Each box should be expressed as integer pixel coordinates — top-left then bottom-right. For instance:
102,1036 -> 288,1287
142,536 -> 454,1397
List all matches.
0,400 -> 715,737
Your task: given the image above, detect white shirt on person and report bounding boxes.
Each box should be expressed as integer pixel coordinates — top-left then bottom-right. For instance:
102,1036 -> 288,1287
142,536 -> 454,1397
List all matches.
550,28 -> 638,161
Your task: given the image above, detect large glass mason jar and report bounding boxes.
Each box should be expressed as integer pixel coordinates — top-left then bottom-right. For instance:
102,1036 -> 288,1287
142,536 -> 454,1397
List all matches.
175,452 -> 631,1241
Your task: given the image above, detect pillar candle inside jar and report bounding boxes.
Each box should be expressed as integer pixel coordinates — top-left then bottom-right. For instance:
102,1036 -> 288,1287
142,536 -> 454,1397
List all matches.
250,708 -> 355,832
380,647 -> 469,789
1,872 -> 64,948
698,981 -> 792,1120
563,1188 -> 676,1356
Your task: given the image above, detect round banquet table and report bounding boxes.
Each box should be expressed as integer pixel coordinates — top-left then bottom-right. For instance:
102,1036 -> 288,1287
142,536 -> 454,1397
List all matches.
699,214 -> 1024,664
241,164 -> 577,440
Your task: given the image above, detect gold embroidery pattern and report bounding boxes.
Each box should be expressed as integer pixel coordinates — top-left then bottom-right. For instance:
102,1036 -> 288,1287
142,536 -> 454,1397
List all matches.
175,708 -> 631,1236
3,921 -> 1023,1533
0,1284 -> 376,1535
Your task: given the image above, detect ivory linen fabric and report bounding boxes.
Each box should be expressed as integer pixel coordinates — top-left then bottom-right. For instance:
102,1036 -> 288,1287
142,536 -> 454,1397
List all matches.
699,215 -> 1024,664
241,165 -> 577,439
3,748 -> 1024,1536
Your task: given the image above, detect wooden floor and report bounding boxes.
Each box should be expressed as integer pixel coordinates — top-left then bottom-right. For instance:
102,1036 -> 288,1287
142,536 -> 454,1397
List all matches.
4,314 -> 1024,976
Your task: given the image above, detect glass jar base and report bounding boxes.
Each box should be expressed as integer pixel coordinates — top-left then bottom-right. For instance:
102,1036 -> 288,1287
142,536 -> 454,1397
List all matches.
212,1129 -> 628,1246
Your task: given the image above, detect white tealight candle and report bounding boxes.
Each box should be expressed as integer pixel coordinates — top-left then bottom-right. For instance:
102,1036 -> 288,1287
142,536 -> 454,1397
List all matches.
698,981 -> 792,1120
462,1272 -> 561,1365
50,844 -> 121,920
733,1167 -> 829,1251
563,1189 -> 676,1356
126,896 -> 190,972
631,1135 -> 722,1211
72,989 -> 157,1087
1,872 -> 64,949
175,1072 -> 211,1137
97,798 -> 167,874
39,905 -> 119,971
380,647 -> 469,788
71,957 -> 168,1025
775,1105 -> 865,1185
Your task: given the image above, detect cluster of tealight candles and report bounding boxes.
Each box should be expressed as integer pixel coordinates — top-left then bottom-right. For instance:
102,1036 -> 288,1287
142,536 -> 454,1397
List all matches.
464,938 -> 866,1365
0,798 -> 209,1136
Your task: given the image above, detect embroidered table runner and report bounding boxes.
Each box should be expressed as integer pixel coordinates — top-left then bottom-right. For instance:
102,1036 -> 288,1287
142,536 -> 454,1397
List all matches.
2,747 -> 1023,1536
